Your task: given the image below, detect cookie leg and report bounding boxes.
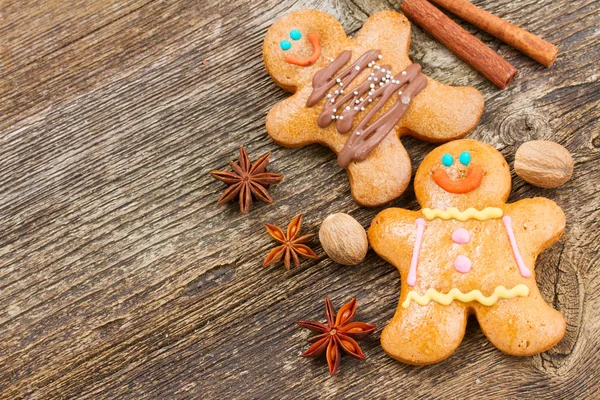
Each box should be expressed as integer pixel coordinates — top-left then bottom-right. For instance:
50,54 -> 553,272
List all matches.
381,300 -> 468,365
475,293 -> 565,356
347,133 -> 411,207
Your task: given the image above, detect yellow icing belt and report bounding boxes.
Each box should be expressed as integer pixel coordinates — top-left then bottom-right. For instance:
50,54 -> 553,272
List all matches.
422,207 -> 503,221
402,284 -> 529,308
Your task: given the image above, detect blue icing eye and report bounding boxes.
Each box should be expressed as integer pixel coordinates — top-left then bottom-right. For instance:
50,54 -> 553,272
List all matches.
459,151 -> 471,166
290,30 -> 302,40
442,153 -> 453,167
280,40 -> 291,51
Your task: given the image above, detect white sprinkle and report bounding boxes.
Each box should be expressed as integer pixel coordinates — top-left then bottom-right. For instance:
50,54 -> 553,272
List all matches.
381,68 -> 386,73
359,98 -> 364,102
331,115 -> 336,119
368,99 -> 373,102
401,97 -> 410,105
332,108 -> 337,112
370,84 -> 375,89
339,116 -> 344,120
355,66 -> 361,71
402,71 -> 407,75
368,77 -> 372,81
398,91 -> 403,95
334,90 -> 339,95
354,91 -> 359,95
354,107 -> 359,110
346,106 -> 351,110
330,98 -> 335,103
326,94 -> 332,98
355,100 -> 360,104
336,78 -> 341,83
339,82 -> 344,86
355,131 -> 361,135
370,72 -> 375,76
360,107 -> 365,111
378,55 -> 383,59
379,82 -> 384,86
368,62 -> 373,68
340,89 -> 344,94
374,66 -> 380,70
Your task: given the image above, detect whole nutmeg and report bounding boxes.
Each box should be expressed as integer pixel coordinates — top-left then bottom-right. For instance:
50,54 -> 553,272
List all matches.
319,213 -> 368,265
514,140 -> 573,188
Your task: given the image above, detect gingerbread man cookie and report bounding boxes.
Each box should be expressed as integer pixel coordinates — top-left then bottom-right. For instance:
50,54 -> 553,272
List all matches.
369,139 -> 566,364
263,9 -> 484,206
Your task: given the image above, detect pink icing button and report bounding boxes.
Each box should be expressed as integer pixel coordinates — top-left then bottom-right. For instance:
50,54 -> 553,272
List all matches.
452,228 -> 471,244
454,255 -> 472,273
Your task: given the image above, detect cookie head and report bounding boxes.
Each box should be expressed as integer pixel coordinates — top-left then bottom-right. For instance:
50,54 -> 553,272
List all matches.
262,9 -> 347,91
414,139 -> 511,209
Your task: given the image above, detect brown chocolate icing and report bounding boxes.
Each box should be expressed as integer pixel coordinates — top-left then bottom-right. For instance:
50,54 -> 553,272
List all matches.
307,50 -> 427,167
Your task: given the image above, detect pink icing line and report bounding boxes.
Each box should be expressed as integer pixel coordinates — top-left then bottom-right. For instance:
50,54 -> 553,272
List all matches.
502,216 -> 531,278
408,218 -> 426,286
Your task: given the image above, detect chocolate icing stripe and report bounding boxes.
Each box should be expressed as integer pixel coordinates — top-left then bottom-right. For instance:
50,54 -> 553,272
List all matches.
340,68 -> 427,167
306,50 -> 427,168
307,50 -> 380,107
330,64 -> 392,133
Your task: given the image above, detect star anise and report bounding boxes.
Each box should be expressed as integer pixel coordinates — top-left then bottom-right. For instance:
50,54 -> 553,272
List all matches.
297,297 -> 377,375
210,146 -> 284,214
263,215 -> 318,270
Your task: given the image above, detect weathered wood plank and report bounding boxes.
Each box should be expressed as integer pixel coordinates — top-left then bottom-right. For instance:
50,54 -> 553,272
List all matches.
0,0 -> 152,74
0,0 -> 599,398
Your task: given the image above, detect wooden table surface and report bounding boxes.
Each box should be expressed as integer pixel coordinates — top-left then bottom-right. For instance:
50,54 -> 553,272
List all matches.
1,0 -> 599,398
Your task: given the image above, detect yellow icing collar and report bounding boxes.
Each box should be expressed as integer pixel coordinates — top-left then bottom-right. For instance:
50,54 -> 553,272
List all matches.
402,284 -> 529,308
422,207 -> 503,221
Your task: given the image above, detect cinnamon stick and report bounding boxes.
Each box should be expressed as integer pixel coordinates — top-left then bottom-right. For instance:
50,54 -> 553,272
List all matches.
428,0 -> 558,67
401,0 -> 517,89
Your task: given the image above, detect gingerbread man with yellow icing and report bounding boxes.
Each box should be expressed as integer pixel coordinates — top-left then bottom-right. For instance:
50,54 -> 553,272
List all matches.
369,139 -> 566,364
263,9 -> 484,207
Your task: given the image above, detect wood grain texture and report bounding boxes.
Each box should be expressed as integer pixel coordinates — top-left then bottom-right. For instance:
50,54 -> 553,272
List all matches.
0,0 -> 599,398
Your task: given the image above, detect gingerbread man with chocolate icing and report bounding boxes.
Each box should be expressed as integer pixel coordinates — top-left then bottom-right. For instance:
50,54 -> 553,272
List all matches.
263,9 -> 484,206
369,139 -> 566,364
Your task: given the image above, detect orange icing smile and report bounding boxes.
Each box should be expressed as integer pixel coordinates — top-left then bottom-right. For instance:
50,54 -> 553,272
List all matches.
286,32 -> 321,66
432,164 -> 483,194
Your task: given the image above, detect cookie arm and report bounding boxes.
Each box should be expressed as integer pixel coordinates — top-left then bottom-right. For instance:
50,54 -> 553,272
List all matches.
354,10 -> 413,70
399,78 -> 484,141
265,88 -> 324,147
504,198 -> 566,261
368,208 -> 422,272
